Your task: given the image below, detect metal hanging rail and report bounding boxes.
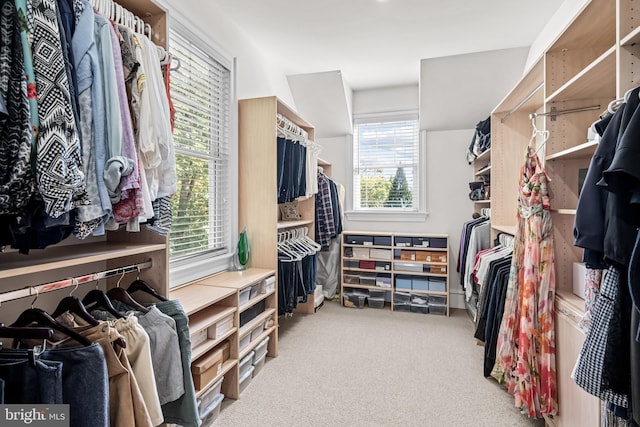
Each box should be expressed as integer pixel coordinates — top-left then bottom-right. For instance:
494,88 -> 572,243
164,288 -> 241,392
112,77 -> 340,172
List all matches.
500,82 -> 544,123
529,105 -> 601,121
0,260 -> 152,305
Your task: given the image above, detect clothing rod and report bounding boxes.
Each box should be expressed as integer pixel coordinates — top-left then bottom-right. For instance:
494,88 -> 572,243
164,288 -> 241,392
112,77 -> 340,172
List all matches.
529,105 -> 601,120
0,261 -> 152,305
500,82 -> 544,123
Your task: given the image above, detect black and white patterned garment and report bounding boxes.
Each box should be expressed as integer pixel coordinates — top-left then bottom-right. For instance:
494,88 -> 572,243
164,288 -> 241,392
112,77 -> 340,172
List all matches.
573,266 -> 628,407
145,196 -> 172,235
0,1 -> 32,215
28,0 -> 87,218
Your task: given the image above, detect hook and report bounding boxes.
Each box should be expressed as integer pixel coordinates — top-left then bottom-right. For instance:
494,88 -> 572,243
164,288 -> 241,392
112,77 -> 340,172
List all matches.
69,278 -> 79,296
116,269 -> 126,288
30,287 -> 39,309
136,265 -> 141,281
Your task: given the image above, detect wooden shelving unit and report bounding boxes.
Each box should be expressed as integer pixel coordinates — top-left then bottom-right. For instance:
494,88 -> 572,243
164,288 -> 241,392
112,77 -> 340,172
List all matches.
341,231 -> 450,316
488,0 -> 621,423
239,96 -> 326,315
170,268 -> 276,400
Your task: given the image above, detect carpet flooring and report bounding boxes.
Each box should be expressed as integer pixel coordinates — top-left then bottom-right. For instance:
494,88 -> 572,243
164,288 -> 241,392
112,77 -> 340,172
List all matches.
214,301 -> 546,427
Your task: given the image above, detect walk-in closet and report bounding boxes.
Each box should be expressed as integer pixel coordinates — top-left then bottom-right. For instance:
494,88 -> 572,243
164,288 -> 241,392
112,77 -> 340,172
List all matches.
0,0 -> 635,425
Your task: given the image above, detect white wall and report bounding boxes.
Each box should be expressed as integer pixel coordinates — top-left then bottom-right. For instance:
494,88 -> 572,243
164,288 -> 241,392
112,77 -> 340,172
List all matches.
420,47 -> 529,131
164,0 -> 295,106
352,84 -> 419,115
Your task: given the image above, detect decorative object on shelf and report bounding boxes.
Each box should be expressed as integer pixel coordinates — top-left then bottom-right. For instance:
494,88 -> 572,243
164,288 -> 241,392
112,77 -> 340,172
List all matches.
279,201 -> 301,221
237,228 -> 250,270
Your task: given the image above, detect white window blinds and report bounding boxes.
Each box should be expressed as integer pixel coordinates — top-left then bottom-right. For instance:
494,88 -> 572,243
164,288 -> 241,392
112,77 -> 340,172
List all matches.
353,114 -> 419,210
169,28 -> 231,260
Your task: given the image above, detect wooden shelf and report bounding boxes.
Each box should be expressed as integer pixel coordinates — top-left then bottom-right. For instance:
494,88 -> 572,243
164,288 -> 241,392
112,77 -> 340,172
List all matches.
405,289 -> 448,296
239,325 -> 277,360
393,246 -> 448,252
343,267 -> 391,274
343,243 -> 394,250
493,59 -> 544,114
492,224 -> 516,235
621,25 -> 640,46
318,158 -> 331,166
343,256 -> 391,262
239,289 -> 275,313
475,166 -> 491,176
197,268 -> 275,291
474,148 -> 491,162
170,284 -> 236,316
277,219 -> 313,230
393,271 -> 448,278
342,283 -> 392,292
189,306 -> 237,335
191,327 -> 236,361
546,46 -> 616,103
0,242 -> 166,279
556,289 -> 586,316
239,308 -> 276,339
552,209 -> 577,215
474,200 -> 491,204
546,140 -> 598,161
194,358 -> 236,398
392,260 -> 448,266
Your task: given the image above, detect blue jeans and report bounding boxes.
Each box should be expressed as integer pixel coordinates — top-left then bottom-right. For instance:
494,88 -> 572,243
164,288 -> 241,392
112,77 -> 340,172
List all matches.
41,343 -> 109,427
0,355 -> 63,404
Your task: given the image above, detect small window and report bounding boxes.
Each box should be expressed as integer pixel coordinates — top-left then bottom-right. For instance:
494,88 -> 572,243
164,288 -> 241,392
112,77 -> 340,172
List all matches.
353,113 -> 420,211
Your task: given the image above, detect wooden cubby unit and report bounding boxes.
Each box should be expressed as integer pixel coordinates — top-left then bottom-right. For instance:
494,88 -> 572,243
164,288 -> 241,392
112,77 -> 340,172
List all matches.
341,232 -> 450,316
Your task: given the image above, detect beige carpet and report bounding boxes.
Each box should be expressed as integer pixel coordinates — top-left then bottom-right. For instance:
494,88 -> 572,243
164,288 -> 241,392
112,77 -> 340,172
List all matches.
215,301 -> 545,427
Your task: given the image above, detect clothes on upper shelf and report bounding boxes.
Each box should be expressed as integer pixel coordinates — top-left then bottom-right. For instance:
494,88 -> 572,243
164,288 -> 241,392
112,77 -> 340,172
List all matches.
2,285 -> 197,427
0,0 -> 176,254
572,88 -> 640,426
492,147 -> 557,418
466,116 -> 491,163
277,136 -> 307,204
457,216 -> 490,300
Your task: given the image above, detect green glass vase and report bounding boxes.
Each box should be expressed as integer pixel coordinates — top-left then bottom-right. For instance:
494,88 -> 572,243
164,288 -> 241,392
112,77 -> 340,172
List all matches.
237,228 -> 250,270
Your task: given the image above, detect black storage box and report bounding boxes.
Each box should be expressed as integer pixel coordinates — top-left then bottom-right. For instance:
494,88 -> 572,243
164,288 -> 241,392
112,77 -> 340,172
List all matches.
344,235 -> 374,245
412,237 -> 430,248
395,236 -> 412,247
430,237 -> 447,248
373,236 -> 392,246
240,300 -> 265,327
343,247 -> 353,258
375,261 -> 391,271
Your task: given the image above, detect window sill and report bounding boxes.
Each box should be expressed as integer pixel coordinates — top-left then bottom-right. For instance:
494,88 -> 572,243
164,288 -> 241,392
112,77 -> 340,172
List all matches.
170,252 -> 234,288
346,210 -> 429,222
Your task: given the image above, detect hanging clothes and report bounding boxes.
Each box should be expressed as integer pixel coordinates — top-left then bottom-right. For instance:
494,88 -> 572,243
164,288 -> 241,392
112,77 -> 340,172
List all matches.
493,147 -> 557,417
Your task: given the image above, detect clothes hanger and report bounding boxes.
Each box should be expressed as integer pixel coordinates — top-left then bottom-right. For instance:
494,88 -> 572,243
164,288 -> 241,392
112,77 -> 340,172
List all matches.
51,279 -> 100,327
127,268 -> 168,302
82,279 -> 125,319
106,271 -> 150,313
11,288 -> 92,347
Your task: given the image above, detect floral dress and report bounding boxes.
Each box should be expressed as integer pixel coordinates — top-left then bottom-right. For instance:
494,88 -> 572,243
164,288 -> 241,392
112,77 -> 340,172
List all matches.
492,147 -> 558,417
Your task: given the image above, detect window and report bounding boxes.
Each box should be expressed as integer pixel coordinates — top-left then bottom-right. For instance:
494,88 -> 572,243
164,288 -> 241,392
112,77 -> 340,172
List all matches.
168,24 -> 234,285
353,113 -> 420,212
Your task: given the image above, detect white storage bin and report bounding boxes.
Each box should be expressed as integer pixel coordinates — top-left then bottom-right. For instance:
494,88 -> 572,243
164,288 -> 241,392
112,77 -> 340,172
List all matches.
249,284 -> 261,300
239,366 -> 255,394
239,351 -> 255,378
197,376 -> 223,416
250,320 -> 267,342
254,336 -> 269,360
239,334 -> 251,352
199,393 -> 224,426
239,287 -> 251,305
262,276 -> 275,294
252,352 -> 266,377
214,314 -> 234,339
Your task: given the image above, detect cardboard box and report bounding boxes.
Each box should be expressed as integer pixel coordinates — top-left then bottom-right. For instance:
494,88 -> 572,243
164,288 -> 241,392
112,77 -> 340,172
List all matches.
192,348 -> 223,390
370,248 -> 392,260
400,250 -> 416,261
359,260 -> 376,270
352,247 -> 370,258
412,278 -> 429,291
220,341 -> 231,363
